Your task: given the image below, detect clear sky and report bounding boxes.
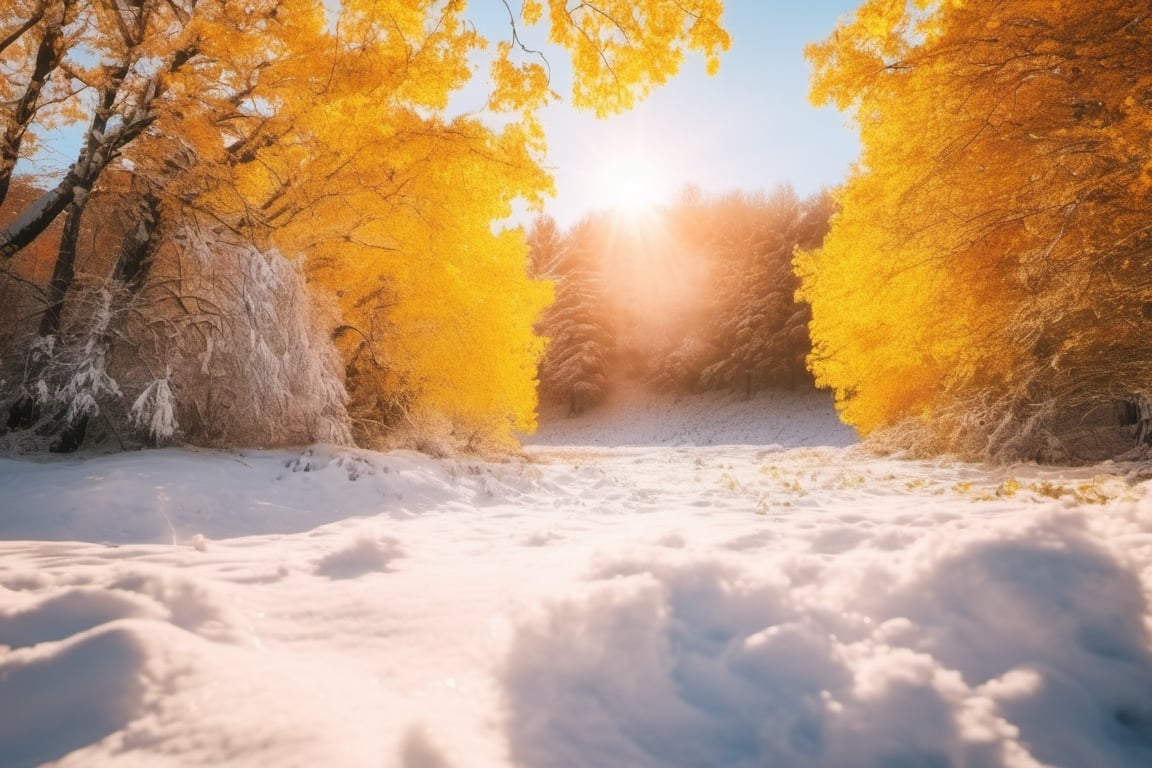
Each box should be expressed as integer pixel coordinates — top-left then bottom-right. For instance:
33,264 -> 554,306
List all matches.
21,1 -> 863,228
519,1 -> 864,225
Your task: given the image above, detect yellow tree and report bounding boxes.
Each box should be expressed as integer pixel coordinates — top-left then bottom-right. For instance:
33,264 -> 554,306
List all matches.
0,0 -> 326,437
0,0 -> 730,450
535,0 -> 728,115
797,0 -> 1152,460
198,0 -> 730,447
0,0 -> 80,206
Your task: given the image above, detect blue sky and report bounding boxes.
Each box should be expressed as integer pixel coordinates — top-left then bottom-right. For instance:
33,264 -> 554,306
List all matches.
509,1 -> 864,224
23,1 -> 863,227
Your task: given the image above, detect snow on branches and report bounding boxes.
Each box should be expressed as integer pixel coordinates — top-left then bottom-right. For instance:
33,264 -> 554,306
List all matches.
132,226 -> 352,448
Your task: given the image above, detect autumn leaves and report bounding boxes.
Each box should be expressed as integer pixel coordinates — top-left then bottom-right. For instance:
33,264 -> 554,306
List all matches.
798,0 -> 1152,461
4,0 -> 1142,462
0,1 -> 730,451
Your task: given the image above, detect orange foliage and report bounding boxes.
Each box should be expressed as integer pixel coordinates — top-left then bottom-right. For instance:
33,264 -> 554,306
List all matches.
1,0 -> 730,449
798,0 -> 1152,459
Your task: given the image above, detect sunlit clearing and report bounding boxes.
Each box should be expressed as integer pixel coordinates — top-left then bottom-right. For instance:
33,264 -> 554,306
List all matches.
596,155 -> 669,214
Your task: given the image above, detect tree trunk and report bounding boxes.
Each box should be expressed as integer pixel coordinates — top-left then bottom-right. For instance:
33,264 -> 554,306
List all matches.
0,176 -> 77,258
1,53 -> 135,260
112,191 -> 161,292
38,188 -> 85,337
5,189 -> 87,434
1,5 -> 198,259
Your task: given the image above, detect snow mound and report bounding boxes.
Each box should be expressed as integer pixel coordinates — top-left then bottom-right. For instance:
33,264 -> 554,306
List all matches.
315,534 -> 406,579
0,587 -> 167,649
503,515 -> 1152,768
0,622 -> 150,768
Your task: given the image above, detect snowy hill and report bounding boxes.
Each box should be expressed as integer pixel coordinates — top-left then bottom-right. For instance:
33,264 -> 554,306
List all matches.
3,393 -> 1152,767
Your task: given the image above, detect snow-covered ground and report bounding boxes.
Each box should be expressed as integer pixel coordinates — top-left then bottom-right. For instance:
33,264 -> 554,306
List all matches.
3,390 -> 1152,767
527,386 -> 856,448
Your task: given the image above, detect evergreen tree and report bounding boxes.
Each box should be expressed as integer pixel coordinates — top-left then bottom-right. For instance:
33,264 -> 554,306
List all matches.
533,218 -> 615,417
693,188 -> 831,395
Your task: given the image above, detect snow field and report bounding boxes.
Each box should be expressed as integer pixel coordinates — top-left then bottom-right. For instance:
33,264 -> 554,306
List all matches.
1,391 -> 1152,766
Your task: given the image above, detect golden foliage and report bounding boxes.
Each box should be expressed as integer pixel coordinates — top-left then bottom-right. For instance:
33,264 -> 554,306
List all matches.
2,0 -> 730,450
540,0 -> 730,116
798,0 -> 1152,459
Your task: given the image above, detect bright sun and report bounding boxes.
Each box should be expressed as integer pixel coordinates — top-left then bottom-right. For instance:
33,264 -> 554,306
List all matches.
595,155 -> 669,214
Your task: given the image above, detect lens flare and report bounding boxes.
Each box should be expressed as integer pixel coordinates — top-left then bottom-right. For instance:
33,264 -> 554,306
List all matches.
595,155 -> 669,214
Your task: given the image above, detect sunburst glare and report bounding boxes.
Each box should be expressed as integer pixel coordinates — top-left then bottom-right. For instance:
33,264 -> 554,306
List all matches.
594,154 -> 670,215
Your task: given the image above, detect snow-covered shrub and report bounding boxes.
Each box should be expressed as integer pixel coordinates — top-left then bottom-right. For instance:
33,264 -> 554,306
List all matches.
53,288 -> 123,424
867,381 -> 1138,465
129,373 -> 177,443
118,225 -> 351,447
3,284 -> 125,436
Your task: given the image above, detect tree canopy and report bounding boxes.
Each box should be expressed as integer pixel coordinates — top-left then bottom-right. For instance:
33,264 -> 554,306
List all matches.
797,0 -> 1152,461
0,0 -> 729,451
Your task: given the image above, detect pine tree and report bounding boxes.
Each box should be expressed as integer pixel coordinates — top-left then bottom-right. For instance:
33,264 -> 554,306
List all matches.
688,188 -> 831,395
533,218 -> 615,417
